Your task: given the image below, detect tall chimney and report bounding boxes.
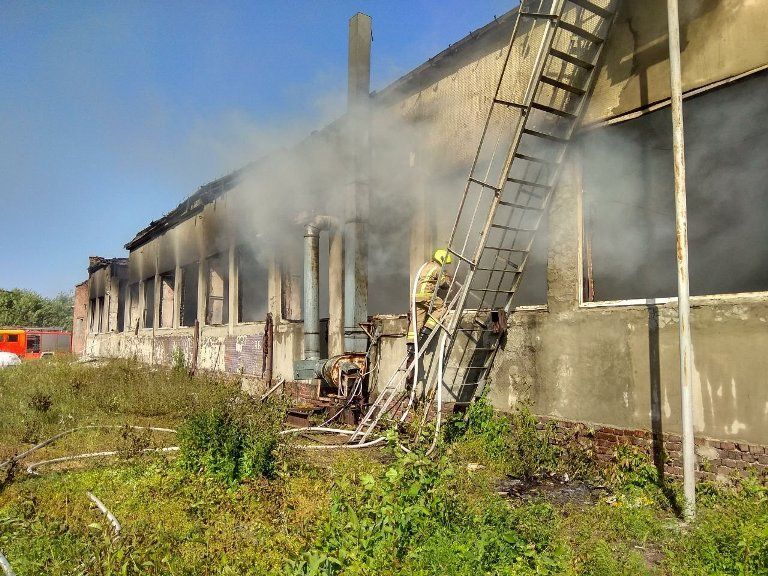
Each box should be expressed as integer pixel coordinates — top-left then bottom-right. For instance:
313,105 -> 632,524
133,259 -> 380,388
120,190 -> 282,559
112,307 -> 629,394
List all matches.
344,12 -> 372,353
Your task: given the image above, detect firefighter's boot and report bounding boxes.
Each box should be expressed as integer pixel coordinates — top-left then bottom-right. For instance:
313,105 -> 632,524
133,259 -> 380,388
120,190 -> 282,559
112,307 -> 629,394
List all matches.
405,342 -> 415,388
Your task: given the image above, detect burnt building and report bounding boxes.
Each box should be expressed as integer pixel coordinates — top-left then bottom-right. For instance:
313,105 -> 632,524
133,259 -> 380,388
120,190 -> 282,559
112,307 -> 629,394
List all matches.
77,1 -> 768,475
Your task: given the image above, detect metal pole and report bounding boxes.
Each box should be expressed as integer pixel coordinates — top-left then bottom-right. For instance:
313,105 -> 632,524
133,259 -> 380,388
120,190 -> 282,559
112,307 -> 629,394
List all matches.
303,223 -> 321,360
666,0 -> 695,520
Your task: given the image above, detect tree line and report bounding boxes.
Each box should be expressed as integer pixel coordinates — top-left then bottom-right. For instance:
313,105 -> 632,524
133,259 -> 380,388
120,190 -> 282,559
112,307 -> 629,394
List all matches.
0,289 -> 73,330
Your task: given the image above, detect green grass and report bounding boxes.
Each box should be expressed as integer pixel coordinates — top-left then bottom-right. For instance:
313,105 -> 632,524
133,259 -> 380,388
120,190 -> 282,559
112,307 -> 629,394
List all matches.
0,356 -> 238,462
1,359 -> 767,575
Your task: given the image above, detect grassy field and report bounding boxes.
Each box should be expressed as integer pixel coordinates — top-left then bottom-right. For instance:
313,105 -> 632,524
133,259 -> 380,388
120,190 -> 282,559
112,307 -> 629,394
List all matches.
0,358 -> 766,575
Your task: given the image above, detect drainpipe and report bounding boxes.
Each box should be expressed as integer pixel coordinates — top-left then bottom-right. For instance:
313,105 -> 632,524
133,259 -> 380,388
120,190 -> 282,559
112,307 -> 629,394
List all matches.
303,215 -> 343,360
667,0 -> 695,520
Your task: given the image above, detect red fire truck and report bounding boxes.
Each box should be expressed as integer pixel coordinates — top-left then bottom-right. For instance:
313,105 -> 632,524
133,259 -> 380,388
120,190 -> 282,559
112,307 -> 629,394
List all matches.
0,329 -> 72,360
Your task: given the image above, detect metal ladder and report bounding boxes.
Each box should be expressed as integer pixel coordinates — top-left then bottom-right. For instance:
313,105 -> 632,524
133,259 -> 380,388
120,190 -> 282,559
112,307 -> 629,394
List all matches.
426,0 -> 618,404
351,0 -> 618,442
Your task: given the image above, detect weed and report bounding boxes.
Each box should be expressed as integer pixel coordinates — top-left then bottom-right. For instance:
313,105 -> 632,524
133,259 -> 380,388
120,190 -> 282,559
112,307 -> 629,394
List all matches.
287,450 -> 568,576
117,425 -> 153,459
28,391 -> 53,413
607,444 -> 661,488
445,396 -> 597,481
172,347 -> 186,372
177,395 -> 285,483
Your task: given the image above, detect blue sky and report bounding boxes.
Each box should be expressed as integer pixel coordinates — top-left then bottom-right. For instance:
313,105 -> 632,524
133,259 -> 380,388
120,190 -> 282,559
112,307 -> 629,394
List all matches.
0,1 -> 512,297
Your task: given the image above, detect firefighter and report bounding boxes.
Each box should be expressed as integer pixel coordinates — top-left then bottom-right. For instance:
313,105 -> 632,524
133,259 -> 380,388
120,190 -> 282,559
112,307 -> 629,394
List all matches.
407,248 -> 453,358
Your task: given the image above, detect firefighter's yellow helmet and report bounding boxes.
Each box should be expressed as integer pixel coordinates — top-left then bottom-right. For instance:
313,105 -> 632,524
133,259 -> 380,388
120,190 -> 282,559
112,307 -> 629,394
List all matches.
433,249 -> 453,265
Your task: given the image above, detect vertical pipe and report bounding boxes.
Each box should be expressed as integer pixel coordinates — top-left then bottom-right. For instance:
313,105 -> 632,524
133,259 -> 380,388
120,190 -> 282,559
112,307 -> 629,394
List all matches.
304,224 -> 321,359
328,224 -> 345,357
667,0 -> 695,520
263,312 -> 273,385
344,13 -> 371,353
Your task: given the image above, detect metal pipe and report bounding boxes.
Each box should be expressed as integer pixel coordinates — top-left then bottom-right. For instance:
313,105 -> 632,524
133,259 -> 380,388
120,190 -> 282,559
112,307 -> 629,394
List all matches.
667,0 -> 695,520
303,215 -> 342,361
304,223 -> 321,360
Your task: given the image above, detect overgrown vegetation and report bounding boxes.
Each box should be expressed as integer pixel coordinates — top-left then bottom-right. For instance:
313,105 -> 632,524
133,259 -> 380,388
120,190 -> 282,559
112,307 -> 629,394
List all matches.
177,395 -> 284,482
0,288 -> 73,330
445,395 -> 597,481
0,357 -> 238,462
1,361 -> 766,575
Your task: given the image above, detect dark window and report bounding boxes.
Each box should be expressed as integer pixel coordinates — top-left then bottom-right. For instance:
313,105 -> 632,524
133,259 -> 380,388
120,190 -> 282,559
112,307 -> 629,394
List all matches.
26,335 -> 40,353
8,334 -> 18,343
238,246 -> 268,322
117,280 -> 126,332
181,262 -> 199,327
97,296 -> 105,333
143,278 -> 155,329
580,71 -> 768,301
89,298 -> 97,332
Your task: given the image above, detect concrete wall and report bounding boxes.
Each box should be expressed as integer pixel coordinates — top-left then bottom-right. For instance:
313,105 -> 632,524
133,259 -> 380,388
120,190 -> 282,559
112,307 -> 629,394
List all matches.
487,155 -> 768,447
378,0 -> 768,153
85,320 -> 303,384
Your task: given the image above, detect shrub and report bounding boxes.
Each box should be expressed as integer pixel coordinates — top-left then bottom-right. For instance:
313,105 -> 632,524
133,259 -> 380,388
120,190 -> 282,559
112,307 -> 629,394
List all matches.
445,396 -> 596,480
177,395 -> 284,483
287,451 -> 567,576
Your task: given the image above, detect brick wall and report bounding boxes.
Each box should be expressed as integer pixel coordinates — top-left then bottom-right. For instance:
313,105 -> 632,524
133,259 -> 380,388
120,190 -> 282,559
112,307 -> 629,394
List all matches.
71,281 -> 89,356
543,416 -> 768,481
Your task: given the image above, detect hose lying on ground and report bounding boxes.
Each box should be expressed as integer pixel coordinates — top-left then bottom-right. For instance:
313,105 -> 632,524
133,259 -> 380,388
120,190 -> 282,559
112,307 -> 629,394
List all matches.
0,550 -> 15,576
0,425 -> 177,470
87,491 -> 122,537
26,446 -> 180,475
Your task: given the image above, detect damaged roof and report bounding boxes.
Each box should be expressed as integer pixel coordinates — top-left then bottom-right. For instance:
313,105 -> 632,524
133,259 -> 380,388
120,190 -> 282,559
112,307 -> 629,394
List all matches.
124,164 -> 253,251
88,256 -> 129,274
123,7 -> 517,253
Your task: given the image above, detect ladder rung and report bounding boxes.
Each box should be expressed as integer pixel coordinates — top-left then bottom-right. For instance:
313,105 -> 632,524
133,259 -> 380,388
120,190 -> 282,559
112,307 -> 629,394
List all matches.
507,177 -> 552,190
491,223 -> 537,232
531,102 -> 577,119
473,266 -> 519,272
523,128 -> 569,144
514,153 -> 555,165
540,75 -> 586,95
519,11 -> 558,20
484,246 -> 527,253
468,176 -> 501,191
549,48 -> 595,70
469,287 -> 516,294
558,20 -> 605,44
567,0 -> 613,19
498,200 -> 545,211
493,98 -> 526,110
447,248 -> 476,267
